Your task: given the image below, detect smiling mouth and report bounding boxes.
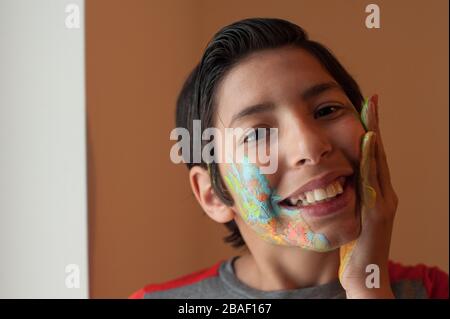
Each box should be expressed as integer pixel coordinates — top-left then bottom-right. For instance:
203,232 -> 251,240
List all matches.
278,175 -> 353,210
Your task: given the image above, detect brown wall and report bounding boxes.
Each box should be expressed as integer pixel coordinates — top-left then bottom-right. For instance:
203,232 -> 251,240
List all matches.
86,0 -> 449,298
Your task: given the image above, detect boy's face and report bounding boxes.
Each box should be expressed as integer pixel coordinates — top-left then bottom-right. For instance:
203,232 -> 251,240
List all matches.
214,46 -> 365,251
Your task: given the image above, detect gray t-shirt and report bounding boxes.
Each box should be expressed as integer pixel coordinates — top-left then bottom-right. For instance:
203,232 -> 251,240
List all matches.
135,256 -> 431,299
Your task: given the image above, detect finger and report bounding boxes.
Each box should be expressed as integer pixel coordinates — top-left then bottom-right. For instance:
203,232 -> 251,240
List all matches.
363,95 -> 380,133
370,95 -> 393,193
360,97 -> 370,132
359,97 -> 379,201
339,239 -> 357,281
338,130 -> 377,283
339,132 -> 377,282
360,131 -> 379,213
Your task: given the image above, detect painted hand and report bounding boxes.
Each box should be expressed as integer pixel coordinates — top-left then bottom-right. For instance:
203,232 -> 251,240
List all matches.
338,94 -> 399,298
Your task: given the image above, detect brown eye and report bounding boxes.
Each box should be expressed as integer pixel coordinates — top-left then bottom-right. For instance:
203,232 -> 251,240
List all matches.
314,105 -> 342,119
243,127 -> 270,143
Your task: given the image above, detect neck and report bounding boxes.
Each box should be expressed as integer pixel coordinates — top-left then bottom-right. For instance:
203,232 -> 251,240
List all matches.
234,242 -> 340,291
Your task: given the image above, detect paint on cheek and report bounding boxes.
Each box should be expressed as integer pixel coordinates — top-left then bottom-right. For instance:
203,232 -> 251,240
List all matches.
224,156 -> 275,224
224,156 -> 331,251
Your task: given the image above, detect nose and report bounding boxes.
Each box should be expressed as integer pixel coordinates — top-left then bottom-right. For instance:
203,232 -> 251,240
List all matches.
282,116 -> 332,168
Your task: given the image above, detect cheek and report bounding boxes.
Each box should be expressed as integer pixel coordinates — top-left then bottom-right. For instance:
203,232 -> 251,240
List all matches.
331,117 -> 365,164
221,160 -> 275,225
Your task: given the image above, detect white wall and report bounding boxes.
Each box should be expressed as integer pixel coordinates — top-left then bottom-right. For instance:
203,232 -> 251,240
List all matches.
0,0 -> 88,298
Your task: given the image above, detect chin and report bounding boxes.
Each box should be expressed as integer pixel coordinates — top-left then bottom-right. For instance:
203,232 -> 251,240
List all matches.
301,195 -> 361,249
320,217 -> 361,250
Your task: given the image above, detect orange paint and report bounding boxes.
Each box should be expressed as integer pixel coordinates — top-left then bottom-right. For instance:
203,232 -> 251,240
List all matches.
257,193 -> 268,201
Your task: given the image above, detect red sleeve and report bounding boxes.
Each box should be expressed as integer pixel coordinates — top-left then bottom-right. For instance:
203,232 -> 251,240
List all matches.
129,260 -> 223,299
129,288 -> 145,299
389,260 -> 449,299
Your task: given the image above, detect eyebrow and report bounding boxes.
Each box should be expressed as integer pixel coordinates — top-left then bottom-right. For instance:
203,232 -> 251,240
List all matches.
301,81 -> 341,101
229,81 -> 342,126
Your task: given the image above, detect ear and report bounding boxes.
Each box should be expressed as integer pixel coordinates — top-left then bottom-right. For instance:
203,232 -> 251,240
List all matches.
189,165 -> 235,223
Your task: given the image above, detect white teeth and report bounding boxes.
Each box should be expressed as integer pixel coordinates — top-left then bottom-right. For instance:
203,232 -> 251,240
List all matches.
288,198 -> 301,206
335,181 -> 343,194
306,191 -> 315,203
285,177 -> 347,207
326,183 -> 337,197
313,188 -> 328,201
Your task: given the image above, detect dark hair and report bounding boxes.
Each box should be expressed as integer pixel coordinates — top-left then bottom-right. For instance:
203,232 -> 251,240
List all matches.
176,17 -> 364,248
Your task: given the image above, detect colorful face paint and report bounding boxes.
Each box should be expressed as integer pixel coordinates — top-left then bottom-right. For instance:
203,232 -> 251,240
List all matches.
224,155 -> 331,252
222,97 -> 376,253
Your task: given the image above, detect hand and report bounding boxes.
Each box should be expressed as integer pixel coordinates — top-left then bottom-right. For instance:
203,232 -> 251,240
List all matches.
338,94 -> 399,298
